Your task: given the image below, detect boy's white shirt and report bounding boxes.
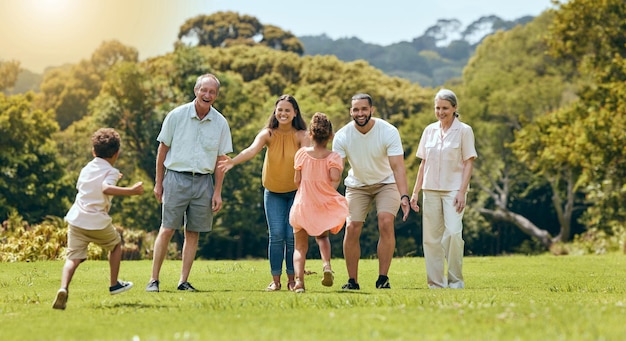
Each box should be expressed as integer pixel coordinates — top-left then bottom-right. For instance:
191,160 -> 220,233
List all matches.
65,157 -> 119,230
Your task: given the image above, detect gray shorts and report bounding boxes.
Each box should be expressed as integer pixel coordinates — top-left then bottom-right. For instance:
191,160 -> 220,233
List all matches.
161,170 -> 214,232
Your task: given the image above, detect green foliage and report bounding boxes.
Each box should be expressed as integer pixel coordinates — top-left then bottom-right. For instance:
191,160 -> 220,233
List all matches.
4,4 -> 626,258
178,12 -> 303,55
0,212 -> 66,262
548,0 -> 626,83
301,15 -> 533,87
38,40 -> 139,130
552,225 -> 626,256
0,92 -> 73,223
545,0 -> 626,235
462,10 -> 585,247
0,211 -> 156,262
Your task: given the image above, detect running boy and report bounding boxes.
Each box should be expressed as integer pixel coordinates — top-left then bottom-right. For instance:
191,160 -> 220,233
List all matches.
53,128 -> 144,310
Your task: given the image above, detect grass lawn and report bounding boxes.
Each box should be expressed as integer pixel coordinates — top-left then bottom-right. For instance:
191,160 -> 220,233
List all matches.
1,254 -> 624,340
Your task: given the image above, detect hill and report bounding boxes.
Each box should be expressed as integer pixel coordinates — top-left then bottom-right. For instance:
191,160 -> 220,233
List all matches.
299,15 -> 534,87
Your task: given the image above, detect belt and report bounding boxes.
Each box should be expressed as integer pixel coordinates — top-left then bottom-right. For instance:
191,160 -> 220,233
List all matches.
169,170 -> 210,177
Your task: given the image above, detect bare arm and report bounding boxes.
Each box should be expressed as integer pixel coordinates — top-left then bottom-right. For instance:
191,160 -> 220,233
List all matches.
217,129 -> 270,173
294,169 -> 302,188
454,157 -> 475,213
103,181 -> 144,196
410,159 -> 425,213
388,154 -> 410,221
297,129 -> 311,148
212,154 -> 228,212
329,167 -> 341,189
153,142 -> 169,203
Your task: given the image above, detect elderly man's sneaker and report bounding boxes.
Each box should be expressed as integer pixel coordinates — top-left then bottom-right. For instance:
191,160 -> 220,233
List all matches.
110,281 -> 133,295
177,281 -> 197,292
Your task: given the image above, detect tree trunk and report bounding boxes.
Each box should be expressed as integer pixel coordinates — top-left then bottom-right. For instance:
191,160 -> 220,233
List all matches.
479,207 -> 554,248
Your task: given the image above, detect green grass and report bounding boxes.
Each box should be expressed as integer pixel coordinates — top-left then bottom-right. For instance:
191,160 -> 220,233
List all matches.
1,255 -> 624,340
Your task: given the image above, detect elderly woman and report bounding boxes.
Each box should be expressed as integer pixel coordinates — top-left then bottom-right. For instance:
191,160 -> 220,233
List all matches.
410,89 -> 477,289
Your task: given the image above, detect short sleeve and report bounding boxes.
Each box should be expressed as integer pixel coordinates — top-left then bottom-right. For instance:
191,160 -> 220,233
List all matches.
461,125 -> 478,161
328,152 -> 344,172
294,148 -> 306,170
331,128 -> 347,158
156,111 -> 175,146
385,125 -> 404,157
103,168 -> 120,187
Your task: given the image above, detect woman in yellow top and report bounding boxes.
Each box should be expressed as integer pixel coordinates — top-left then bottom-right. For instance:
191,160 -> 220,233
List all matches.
219,95 -> 309,291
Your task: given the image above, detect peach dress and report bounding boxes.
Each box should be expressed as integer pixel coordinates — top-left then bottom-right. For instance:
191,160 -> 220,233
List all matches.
289,149 -> 348,236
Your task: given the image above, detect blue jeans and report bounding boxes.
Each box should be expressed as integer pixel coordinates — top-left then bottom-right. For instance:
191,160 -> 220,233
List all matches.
264,189 -> 296,276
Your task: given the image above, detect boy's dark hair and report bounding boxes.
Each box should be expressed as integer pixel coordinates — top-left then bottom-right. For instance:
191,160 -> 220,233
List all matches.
92,128 -> 120,158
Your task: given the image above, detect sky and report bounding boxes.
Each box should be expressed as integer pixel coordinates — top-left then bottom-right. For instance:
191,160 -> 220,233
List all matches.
0,0 -> 557,74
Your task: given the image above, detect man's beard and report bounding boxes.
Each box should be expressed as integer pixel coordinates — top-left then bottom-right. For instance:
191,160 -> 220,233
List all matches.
353,113 -> 371,127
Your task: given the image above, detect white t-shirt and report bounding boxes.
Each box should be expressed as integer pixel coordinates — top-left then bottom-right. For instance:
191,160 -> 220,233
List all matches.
65,157 -> 120,230
332,118 -> 404,187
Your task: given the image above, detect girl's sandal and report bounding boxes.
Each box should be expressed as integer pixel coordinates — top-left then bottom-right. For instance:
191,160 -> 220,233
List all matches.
265,281 -> 281,291
294,279 -> 305,293
287,281 -> 296,291
321,268 -> 334,287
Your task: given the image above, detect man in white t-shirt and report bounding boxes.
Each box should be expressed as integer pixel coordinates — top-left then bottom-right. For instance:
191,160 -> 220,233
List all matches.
332,93 -> 410,290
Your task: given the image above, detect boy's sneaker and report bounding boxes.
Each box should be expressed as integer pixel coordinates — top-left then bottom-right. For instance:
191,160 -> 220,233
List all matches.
177,281 -> 197,292
52,288 -> 68,310
376,275 -> 391,289
145,280 -> 160,292
110,281 -> 134,295
341,278 -> 360,290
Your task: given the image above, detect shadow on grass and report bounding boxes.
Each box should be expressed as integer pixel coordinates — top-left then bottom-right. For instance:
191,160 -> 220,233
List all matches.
94,302 -> 169,309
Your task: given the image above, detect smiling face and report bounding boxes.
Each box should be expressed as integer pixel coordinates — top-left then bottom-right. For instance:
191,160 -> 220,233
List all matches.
350,98 -> 373,127
194,76 -> 220,113
435,98 -> 456,126
274,99 -> 296,126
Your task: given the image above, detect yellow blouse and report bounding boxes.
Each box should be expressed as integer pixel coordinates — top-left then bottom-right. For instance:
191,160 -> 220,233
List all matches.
262,129 -> 300,193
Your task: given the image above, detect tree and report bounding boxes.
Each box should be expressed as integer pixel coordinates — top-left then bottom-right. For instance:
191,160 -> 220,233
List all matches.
38,40 -> 138,130
178,12 -> 303,55
463,11 -> 579,249
92,62 -> 162,181
545,0 -> 626,234
0,60 -> 20,91
0,93 -> 73,223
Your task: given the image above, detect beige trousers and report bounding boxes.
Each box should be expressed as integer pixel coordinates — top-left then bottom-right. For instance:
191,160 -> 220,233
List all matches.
422,190 -> 465,289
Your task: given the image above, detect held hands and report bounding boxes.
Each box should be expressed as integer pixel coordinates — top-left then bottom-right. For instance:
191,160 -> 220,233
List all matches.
401,198 -> 410,221
410,194 -> 420,213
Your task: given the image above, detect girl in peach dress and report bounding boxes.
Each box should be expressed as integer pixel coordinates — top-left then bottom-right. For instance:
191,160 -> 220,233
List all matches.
289,112 -> 348,293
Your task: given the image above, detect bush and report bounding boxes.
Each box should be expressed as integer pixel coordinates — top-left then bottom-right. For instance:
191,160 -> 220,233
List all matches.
551,225 -> 626,255
0,211 -> 159,262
